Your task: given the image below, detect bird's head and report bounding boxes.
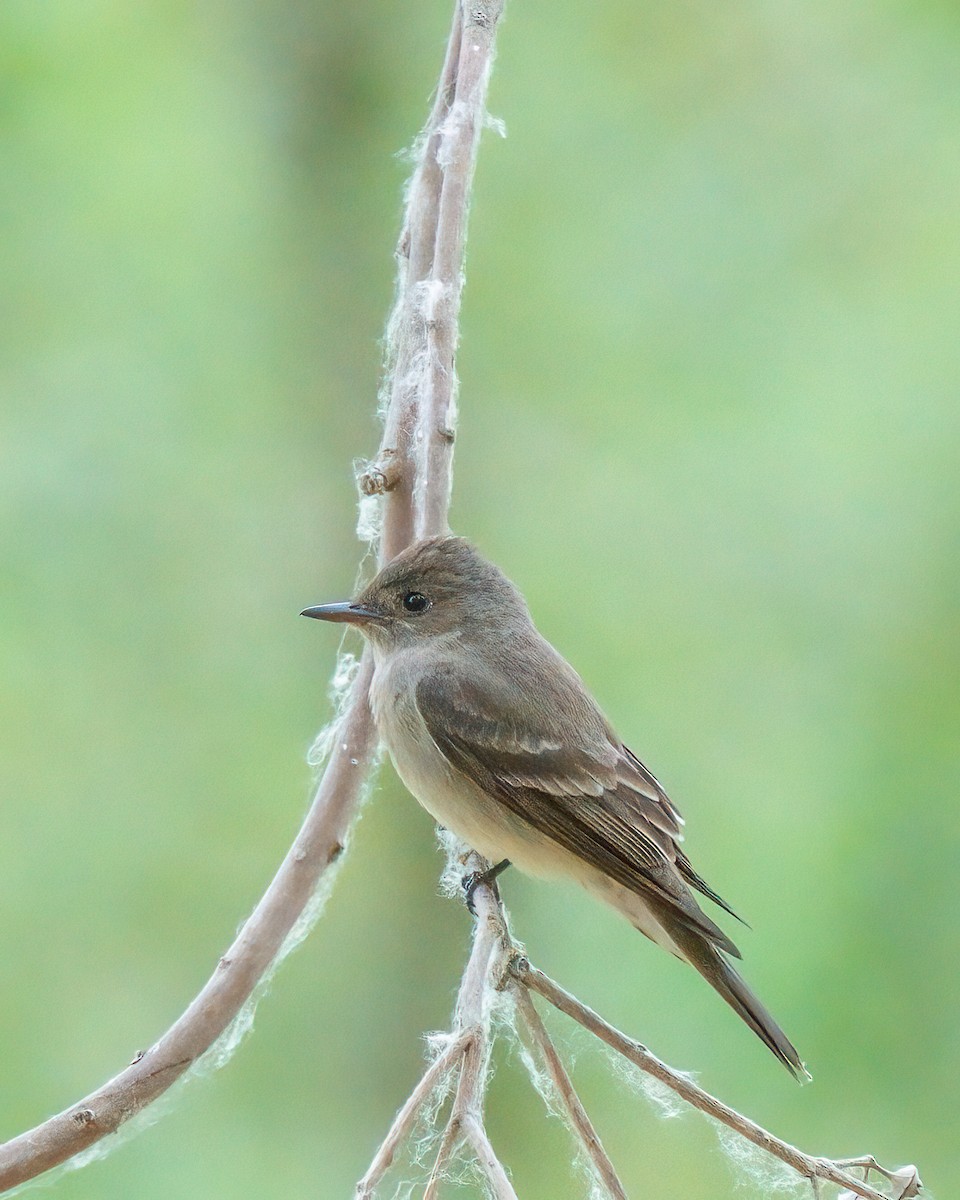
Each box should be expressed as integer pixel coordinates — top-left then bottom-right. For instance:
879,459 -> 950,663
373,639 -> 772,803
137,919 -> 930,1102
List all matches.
301,536 -> 528,652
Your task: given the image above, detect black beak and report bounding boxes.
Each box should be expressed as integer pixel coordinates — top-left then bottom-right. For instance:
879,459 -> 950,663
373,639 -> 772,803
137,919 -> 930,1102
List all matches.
300,602 -> 381,625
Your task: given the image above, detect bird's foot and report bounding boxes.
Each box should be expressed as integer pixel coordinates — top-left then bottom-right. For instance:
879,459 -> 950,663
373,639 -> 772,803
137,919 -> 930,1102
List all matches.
462,858 -> 511,915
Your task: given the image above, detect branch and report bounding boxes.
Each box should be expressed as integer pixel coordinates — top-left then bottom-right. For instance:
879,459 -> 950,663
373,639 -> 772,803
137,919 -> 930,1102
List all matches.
0,0 -> 504,1190
513,985 -> 627,1200
516,962 -> 921,1200
360,857 -> 517,1200
369,0 -> 504,551
0,661 -> 377,1192
356,1032 -> 470,1199
360,885 -> 922,1200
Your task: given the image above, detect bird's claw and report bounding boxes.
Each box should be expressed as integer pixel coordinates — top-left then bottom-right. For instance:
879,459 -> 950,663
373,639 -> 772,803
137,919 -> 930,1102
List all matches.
461,859 -> 511,916
462,871 -> 485,916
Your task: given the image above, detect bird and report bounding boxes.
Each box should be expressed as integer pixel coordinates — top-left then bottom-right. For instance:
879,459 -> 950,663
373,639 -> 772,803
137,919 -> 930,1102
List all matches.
302,535 -> 806,1078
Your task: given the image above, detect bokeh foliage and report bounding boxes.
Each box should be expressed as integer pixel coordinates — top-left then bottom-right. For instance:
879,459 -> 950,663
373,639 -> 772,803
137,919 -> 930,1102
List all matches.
1,1 -> 958,1196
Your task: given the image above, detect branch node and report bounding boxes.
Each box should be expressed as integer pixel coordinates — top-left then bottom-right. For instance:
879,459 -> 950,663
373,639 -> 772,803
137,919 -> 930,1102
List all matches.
467,3 -> 504,30
356,450 -> 401,496
509,954 -> 530,981
493,945 -> 526,993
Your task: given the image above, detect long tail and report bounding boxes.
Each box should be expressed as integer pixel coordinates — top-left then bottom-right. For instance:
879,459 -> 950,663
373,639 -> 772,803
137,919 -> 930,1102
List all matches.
666,918 -> 808,1080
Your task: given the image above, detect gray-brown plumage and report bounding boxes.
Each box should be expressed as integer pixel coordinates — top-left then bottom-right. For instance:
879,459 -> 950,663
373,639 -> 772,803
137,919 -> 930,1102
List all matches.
302,536 -> 806,1078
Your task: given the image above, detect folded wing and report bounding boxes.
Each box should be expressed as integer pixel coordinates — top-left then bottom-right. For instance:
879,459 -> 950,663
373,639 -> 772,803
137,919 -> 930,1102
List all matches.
415,662 -> 742,957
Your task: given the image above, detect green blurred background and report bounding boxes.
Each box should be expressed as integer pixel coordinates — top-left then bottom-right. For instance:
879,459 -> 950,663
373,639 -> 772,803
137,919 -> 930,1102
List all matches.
2,1 -> 958,1196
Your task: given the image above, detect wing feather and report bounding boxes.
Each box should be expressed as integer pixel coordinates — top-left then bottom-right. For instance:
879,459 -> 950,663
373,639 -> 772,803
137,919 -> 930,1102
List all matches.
415,665 -> 741,956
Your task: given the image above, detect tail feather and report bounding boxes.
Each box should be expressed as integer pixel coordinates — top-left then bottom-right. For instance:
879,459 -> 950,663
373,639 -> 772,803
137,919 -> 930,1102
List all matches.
664,917 -> 808,1080
705,951 -> 808,1080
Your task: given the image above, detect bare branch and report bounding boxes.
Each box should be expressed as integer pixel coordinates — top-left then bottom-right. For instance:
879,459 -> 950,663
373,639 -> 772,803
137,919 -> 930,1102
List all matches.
0,660 -> 378,1192
417,2 -> 504,538
423,1104 -> 467,1200
417,862 -> 515,1199
377,0 -> 463,561
356,1032 -> 470,1199
367,884 -> 921,1200
514,960 -> 919,1200
835,1160 -> 922,1200
462,1115 -> 519,1200
513,986 -> 628,1200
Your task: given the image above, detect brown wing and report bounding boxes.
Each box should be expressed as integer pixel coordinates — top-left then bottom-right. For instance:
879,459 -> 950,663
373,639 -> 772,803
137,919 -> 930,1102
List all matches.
415,663 -> 742,957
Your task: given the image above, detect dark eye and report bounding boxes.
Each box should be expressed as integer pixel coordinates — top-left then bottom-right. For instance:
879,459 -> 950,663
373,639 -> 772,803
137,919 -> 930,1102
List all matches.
402,591 -> 430,613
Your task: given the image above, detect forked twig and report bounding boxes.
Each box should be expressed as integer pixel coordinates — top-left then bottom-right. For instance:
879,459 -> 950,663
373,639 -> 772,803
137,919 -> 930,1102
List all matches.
514,962 -> 921,1200
422,863 -> 516,1200
356,1032 -> 470,1199
360,858 -> 516,1200
359,884 -> 921,1200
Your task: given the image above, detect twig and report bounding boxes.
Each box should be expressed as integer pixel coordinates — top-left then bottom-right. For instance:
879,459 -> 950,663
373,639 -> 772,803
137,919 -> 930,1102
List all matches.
422,1105 -> 467,1200
379,0 -> 504,549
833,1159 -> 922,1199
513,986 -> 628,1200
377,0 -> 463,559
514,960 -> 919,1200
366,883 -> 918,1199
461,1115 -> 518,1200
362,856 -> 516,1200
355,1031 -> 470,1199
417,1 -> 504,538
416,862 -> 516,1200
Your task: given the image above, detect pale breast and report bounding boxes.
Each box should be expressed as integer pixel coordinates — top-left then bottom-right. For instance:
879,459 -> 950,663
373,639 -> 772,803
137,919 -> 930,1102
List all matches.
369,649 -> 569,875
368,649 -> 680,954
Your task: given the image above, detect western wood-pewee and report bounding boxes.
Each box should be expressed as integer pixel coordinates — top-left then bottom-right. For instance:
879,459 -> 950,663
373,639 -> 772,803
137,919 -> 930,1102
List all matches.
303,536 -> 805,1077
